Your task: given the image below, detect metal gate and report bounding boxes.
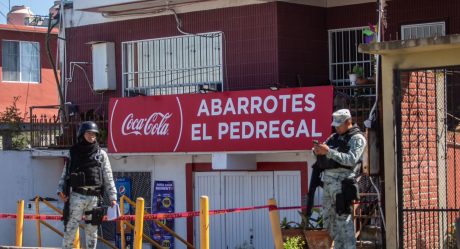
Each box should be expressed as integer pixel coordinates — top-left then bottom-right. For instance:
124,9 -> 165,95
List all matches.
395,66 -> 460,248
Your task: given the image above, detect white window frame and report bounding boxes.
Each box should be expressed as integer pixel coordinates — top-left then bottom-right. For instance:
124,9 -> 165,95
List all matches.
1,40 -> 41,83
328,27 -> 373,86
401,22 -> 446,40
121,32 -> 223,96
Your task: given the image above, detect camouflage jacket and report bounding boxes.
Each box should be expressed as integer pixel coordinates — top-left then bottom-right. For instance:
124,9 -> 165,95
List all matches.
322,130 -> 367,179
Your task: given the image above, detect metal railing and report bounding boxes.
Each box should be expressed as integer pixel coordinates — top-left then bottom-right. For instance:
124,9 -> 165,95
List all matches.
334,84 -> 377,129
30,114 -> 108,149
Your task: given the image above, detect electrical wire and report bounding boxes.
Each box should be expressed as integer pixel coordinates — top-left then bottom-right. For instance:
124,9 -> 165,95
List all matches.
369,176 -> 386,231
46,11 -> 65,120
72,63 -> 105,95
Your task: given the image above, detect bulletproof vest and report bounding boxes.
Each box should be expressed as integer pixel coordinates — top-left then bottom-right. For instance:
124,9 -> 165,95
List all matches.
319,125 -> 362,170
69,148 -> 103,188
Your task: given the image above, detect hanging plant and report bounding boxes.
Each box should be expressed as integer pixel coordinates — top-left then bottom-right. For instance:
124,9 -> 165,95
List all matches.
363,23 -> 378,43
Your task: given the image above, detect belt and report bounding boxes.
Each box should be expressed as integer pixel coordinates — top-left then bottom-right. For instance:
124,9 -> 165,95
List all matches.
74,187 -> 101,196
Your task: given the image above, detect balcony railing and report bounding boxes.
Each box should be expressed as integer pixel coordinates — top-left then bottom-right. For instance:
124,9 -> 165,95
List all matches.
30,114 -> 108,149
334,84 -> 377,129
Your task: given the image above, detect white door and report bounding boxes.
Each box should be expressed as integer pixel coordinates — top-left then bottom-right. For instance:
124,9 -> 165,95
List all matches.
194,171 -> 301,249
222,172 -> 252,249
275,171 -> 302,225
193,172 -> 224,249
249,172 -> 274,249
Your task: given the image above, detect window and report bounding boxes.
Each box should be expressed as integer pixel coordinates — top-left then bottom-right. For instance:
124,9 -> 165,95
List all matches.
2,40 -> 40,82
401,22 -> 445,40
328,27 -> 373,86
122,32 -> 223,96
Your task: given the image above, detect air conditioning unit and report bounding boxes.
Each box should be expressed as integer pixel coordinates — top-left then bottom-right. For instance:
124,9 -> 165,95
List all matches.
92,42 -> 116,91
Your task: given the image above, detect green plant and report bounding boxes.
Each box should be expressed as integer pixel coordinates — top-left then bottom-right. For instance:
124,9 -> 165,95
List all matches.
0,96 -> 23,127
281,217 -> 300,229
0,96 -> 30,150
348,65 -> 364,77
281,208 -> 324,231
283,236 -> 306,249
299,208 -> 323,229
443,222 -> 457,248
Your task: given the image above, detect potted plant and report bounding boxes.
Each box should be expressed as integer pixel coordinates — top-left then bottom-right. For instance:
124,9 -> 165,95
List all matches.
348,65 -> 364,86
299,208 -> 333,249
280,217 -> 307,244
363,24 -> 377,44
284,236 -> 307,249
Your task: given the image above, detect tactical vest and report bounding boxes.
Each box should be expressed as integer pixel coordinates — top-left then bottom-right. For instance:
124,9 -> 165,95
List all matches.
69,149 -> 103,188
318,125 -> 362,170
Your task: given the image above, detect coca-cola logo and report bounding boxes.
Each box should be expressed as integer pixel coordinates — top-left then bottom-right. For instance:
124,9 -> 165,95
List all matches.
121,113 -> 172,136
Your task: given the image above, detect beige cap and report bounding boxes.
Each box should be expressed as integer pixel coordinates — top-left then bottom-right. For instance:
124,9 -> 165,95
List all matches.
331,109 -> 352,127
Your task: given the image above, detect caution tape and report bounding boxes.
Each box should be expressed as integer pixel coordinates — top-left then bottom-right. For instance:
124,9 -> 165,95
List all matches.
0,213 -> 62,221
0,200 -> 378,221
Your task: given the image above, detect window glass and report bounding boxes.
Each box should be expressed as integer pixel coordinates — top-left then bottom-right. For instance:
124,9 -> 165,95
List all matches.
2,40 -> 40,83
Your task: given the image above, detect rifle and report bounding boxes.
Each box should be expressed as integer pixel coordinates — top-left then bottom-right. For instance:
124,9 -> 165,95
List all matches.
305,161 -> 323,217
62,157 -> 71,230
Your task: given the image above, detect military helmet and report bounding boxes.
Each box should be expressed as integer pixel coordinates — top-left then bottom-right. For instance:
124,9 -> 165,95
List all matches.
77,121 -> 99,138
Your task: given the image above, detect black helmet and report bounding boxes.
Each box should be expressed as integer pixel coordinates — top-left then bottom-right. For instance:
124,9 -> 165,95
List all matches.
77,121 -> 99,138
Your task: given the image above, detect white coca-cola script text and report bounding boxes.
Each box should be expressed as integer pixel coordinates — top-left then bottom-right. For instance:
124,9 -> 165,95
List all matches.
121,113 -> 172,136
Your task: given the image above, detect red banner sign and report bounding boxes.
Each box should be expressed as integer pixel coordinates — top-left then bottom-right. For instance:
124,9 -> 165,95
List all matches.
108,86 -> 333,153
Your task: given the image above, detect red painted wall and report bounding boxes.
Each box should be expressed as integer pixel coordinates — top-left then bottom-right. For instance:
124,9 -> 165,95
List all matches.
65,3 -> 280,115
385,0 -> 460,40
277,2 -> 328,86
326,2 -> 377,30
0,28 -> 59,120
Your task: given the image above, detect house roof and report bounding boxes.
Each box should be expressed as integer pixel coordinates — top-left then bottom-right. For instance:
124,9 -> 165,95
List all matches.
0,24 -> 58,34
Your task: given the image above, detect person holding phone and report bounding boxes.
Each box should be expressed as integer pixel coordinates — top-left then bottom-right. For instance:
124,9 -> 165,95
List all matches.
312,109 -> 366,249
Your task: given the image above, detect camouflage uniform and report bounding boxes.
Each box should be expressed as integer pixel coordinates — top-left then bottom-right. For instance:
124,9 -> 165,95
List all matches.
57,149 -> 117,249
320,109 -> 367,249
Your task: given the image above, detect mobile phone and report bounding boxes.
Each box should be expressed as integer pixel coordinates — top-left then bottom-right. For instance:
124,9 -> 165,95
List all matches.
313,139 -> 319,145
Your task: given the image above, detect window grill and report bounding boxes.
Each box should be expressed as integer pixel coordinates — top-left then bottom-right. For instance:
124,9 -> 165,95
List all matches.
328,27 -> 373,86
122,32 -> 223,96
401,22 -> 445,40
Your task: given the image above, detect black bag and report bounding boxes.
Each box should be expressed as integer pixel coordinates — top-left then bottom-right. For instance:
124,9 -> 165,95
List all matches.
336,179 -> 359,215
342,178 -> 359,201
335,192 -> 349,215
85,207 -> 105,226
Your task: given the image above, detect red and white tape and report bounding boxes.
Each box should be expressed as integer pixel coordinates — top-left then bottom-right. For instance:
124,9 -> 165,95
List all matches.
0,201 -> 377,221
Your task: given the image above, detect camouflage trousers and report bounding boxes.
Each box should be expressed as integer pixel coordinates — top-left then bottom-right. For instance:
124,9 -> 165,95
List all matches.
63,192 -> 99,249
323,177 -> 356,249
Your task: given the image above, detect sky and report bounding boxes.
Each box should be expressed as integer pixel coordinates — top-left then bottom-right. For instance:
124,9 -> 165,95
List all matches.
0,0 -> 56,24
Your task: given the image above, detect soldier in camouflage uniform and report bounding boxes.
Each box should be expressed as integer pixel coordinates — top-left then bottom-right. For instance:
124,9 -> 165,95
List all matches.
313,109 -> 366,249
57,121 -> 117,249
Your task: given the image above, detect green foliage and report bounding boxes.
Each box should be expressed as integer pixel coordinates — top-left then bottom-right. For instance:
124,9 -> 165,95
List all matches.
348,65 -> 364,77
281,208 -> 323,231
0,96 -> 30,150
281,217 -> 300,229
98,128 -> 108,145
283,236 -> 306,249
443,222 -> 458,249
12,134 -> 29,150
0,96 -> 23,130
